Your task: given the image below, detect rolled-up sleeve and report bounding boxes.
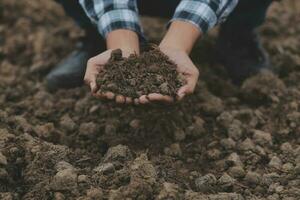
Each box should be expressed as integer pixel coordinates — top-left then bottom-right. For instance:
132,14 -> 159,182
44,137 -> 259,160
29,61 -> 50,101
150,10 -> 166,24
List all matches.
79,0 -> 144,39
171,0 -> 239,33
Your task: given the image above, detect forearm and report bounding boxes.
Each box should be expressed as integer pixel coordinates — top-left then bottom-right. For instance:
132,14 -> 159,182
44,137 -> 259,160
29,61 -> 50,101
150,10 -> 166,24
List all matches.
106,29 -> 140,55
79,0 -> 143,56
160,21 -> 201,54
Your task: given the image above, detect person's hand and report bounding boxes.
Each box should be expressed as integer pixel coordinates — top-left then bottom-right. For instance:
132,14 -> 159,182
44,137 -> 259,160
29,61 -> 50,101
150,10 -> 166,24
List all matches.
140,20 -> 200,104
139,46 -> 199,104
84,49 -> 135,104
84,29 -> 140,104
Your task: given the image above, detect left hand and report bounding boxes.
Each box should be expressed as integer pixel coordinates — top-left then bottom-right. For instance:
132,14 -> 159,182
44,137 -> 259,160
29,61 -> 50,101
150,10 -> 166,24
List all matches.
138,46 -> 199,104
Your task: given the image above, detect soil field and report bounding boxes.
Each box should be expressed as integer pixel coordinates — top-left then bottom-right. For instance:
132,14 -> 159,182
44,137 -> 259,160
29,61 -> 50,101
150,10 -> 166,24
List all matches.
0,0 -> 300,199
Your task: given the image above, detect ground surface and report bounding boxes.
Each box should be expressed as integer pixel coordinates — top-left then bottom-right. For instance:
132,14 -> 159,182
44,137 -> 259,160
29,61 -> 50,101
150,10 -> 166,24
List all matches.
0,0 -> 300,200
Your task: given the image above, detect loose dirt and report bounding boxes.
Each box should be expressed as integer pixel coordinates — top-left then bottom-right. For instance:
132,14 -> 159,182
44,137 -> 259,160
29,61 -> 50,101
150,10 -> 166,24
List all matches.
96,48 -> 184,98
1,0 -> 300,200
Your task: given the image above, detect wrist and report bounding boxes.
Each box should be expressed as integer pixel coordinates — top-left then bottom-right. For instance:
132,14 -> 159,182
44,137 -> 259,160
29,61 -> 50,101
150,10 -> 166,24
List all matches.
160,20 -> 201,54
106,29 -> 140,56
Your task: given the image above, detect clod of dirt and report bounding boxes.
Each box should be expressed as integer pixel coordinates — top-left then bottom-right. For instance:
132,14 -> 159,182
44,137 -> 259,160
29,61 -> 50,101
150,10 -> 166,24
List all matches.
218,173 -> 236,191
220,138 -> 236,150
0,193 -> 14,200
228,166 -> 246,178
206,148 -> 221,160
261,173 -> 280,186
282,163 -> 294,172
241,71 -> 286,104
60,114 -> 76,132
0,152 -> 7,166
103,145 -> 132,163
0,129 -> 15,144
50,168 -> 78,191
86,187 -> 104,199
185,116 -> 206,138
252,130 -> 273,146
226,153 -> 243,167
217,112 -> 235,129
195,173 -> 217,192
79,122 -> 98,138
244,171 -> 261,186
129,119 -> 140,129
104,119 -> 120,135
184,191 -> 244,200
111,154 -> 158,199
34,123 -> 55,139
77,175 -> 88,183
239,138 -> 255,151
157,182 -> 181,200
269,156 -> 283,169
96,48 -> 185,98
13,116 -> 33,132
164,143 -> 182,157
227,120 -> 243,141
280,142 -> 293,154
93,162 -> 115,174
174,128 -> 186,142
55,161 -> 75,171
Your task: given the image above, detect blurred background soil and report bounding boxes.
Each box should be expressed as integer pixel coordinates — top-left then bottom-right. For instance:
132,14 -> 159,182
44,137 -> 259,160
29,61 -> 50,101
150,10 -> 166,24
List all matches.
0,0 -> 300,199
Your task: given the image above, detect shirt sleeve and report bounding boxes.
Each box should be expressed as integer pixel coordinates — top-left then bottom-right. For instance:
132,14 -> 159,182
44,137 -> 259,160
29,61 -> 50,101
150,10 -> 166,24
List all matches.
171,0 -> 239,33
79,0 -> 144,39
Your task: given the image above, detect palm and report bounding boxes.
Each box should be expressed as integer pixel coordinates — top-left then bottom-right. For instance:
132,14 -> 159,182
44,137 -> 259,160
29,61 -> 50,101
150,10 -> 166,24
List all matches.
144,48 -> 199,103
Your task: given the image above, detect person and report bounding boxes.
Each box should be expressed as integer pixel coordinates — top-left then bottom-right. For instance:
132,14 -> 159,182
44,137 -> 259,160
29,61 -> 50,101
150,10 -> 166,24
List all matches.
47,0 -> 273,104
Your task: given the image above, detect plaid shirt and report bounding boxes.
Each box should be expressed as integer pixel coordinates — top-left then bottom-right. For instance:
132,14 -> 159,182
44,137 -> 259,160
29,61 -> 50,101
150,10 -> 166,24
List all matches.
79,0 -> 238,39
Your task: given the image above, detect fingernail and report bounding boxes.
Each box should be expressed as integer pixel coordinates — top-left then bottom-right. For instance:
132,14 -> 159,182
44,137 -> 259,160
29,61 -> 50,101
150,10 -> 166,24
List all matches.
178,92 -> 185,100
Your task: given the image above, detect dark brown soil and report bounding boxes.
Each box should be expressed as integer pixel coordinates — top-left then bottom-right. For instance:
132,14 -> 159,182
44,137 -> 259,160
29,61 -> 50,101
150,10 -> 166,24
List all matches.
96,48 -> 185,98
1,0 -> 300,200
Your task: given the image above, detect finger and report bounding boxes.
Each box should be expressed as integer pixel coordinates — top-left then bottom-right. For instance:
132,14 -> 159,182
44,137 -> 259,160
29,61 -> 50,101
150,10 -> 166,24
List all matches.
104,92 -> 115,100
147,93 -> 174,103
139,95 -> 150,104
125,97 -> 133,104
90,82 -> 97,93
93,91 -> 106,99
115,95 -> 126,104
177,74 -> 198,96
134,98 -> 140,105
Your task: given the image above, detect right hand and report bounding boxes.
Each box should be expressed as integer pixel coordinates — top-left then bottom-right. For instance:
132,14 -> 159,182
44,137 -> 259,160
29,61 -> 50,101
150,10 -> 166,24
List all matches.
84,49 -> 135,104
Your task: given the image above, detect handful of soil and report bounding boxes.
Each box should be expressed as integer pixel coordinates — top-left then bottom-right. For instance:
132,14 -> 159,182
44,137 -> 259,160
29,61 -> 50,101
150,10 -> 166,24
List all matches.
96,47 -> 185,98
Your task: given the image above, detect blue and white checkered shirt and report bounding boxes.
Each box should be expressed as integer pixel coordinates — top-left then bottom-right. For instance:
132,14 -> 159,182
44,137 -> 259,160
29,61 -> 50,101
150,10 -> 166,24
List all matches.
79,0 -> 238,39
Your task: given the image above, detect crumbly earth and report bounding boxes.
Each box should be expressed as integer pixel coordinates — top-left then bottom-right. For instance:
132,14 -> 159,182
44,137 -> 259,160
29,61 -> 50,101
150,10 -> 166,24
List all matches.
1,0 -> 300,200
96,48 -> 185,98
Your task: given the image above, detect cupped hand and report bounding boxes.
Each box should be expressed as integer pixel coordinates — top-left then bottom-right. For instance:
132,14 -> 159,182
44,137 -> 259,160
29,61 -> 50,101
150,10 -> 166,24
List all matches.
84,49 -> 134,104
140,46 -> 199,104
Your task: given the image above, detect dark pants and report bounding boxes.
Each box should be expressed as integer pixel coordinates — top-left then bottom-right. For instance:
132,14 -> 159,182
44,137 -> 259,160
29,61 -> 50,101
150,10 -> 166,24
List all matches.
56,0 -> 273,34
